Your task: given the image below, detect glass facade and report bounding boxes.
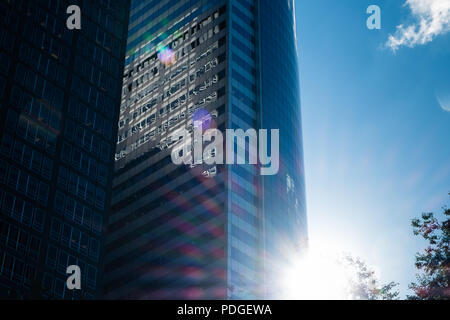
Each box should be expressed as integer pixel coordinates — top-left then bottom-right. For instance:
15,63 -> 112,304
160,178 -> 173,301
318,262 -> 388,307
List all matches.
0,0 -> 129,299
105,0 -> 229,300
227,0 -> 262,299
258,0 -> 308,298
105,0 -> 307,300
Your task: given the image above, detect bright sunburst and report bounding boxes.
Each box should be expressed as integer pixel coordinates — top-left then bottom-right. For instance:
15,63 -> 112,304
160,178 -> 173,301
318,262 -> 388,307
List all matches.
279,243 -> 359,300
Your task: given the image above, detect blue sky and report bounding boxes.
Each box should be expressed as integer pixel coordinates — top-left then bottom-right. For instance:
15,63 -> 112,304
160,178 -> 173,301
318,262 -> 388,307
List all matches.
294,0 -> 450,297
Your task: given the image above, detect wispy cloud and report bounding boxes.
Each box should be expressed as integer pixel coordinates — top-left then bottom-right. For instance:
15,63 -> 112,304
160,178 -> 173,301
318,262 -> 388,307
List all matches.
387,0 -> 450,51
437,94 -> 450,112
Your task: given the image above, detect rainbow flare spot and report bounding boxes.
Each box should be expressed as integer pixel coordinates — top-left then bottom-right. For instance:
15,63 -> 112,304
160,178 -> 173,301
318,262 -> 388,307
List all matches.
157,45 -> 177,67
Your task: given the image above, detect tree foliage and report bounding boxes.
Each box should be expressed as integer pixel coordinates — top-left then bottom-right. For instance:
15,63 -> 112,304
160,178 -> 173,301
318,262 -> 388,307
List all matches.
341,255 -> 399,300
408,195 -> 450,300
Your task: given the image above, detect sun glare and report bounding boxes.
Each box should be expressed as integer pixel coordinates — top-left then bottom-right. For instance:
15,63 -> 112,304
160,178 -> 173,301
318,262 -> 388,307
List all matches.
280,243 -> 357,300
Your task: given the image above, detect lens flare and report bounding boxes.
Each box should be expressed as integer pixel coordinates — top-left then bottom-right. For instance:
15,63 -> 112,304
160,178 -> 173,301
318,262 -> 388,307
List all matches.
192,108 -> 215,132
281,252 -> 354,299
279,242 -> 363,300
157,45 -> 177,66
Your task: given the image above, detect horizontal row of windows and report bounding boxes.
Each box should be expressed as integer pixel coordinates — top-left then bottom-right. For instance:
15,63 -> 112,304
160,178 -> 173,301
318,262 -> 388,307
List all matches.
82,0 -> 127,39
231,199 -> 258,228
121,59 -> 225,138
112,163 -> 187,213
1,133 -> 53,180
0,160 -> 50,205
112,155 -> 171,195
49,218 -> 100,262
230,246 -> 257,274
68,98 -> 114,140
232,86 -> 256,110
0,251 -> 37,288
76,34 -> 122,79
230,256 -> 258,282
64,119 -> 111,163
130,0 -> 210,39
232,164 -> 257,183
232,68 -> 256,93
121,72 -> 224,143
231,36 -> 255,60
61,142 -> 108,187
21,1 -> 73,45
232,20 -> 255,44
230,234 -> 259,269
230,223 -> 258,256
0,219 -> 42,262
106,242 -> 227,291
232,4 -> 254,29
18,42 -> 68,88
129,0 -> 161,20
109,172 -> 225,240
128,1 -> 226,58
128,0 -> 198,46
231,104 -> 256,128
5,110 -> 58,155
124,47 -> 224,117
123,35 -> 224,103
57,166 -> 106,211
106,203 -> 226,275
231,209 -> 258,241
116,89 -> 225,160
113,105 -> 224,193
186,21 -> 226,53
15,63 -> 64,110
70,75 -> 116,119
54,191 -> 103,235
232,53 -> 256,77
82,13 -> 124,60
106,251 -> 227,298
10,86 -> 62,131
0,191 -> 45,233
22,21 -> 71,66
74,55 -> 118,95
236,0 -> 255,14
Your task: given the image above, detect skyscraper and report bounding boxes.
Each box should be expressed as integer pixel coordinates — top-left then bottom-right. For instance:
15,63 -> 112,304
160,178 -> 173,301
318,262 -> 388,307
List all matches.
104,0 -> 307,300
0,0 -> 129,299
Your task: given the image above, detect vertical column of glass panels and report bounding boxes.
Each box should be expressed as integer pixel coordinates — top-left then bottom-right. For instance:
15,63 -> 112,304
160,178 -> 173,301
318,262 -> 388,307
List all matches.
258,0 -> 308,298
226,0 -> 262,299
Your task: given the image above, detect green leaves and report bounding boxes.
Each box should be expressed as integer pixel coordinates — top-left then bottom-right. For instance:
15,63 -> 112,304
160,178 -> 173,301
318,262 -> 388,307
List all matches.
408,195 -> 450,300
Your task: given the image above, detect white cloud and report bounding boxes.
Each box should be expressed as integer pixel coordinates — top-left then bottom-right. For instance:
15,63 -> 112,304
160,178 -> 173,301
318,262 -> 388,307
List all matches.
387,0 -> 450,51
437,94 -> 450,112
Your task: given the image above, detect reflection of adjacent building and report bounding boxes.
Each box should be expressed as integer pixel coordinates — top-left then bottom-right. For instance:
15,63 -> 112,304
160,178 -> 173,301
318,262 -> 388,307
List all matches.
0,1 -> 129,299
104,0 -> 307,300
